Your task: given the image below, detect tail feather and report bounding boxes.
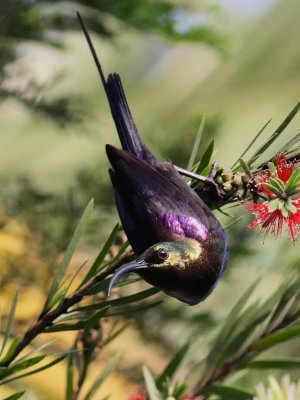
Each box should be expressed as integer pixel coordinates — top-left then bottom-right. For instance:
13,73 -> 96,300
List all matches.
76,11 -> 155,162
106,73 -> 155,161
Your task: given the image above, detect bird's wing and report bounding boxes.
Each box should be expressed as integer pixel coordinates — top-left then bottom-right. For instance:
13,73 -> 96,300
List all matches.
106,145 -> 221,252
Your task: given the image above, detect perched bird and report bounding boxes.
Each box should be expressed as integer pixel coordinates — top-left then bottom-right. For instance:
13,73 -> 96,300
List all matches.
77,12 -> 229,305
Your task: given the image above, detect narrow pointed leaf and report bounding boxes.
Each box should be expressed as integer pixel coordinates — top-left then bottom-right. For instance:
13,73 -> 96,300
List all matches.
194,140 -> 214,176
156,342 -> 190,390
239,159 -> 252,178
3,392 -> 25,400
46,307 -> 109,332
106,300 -> 162,316
81,222 -> 120,286
102,322 -> 130,347
232,118 -> 271,168
187,116 -> 205,171
0,290 -> 19,357
256,324 -> 300,351
84,352 -> 122,400
77,287 -> 159,312
65,351 -> 74,400
143,366 -> 162,400
2,337 -> 20,363
206,280 -> 258,368
246,358 -> 300,369
249,102 -> 300,166
205,384 -> 253,400
0,355 -> 66,385
17,339 -> 56,364
280,132 -> 300,153
0,355 -> 45,379
46,199 -> 94,309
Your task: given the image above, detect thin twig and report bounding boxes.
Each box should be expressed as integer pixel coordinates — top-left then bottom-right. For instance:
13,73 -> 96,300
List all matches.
0,251 -> 133,368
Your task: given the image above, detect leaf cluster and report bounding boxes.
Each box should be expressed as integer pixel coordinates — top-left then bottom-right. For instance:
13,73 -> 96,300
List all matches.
0,200 -> 161,398
139,274 -> 300,399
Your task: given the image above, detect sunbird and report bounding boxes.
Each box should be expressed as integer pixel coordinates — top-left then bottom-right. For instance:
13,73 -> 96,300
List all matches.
77,12 -> 229,305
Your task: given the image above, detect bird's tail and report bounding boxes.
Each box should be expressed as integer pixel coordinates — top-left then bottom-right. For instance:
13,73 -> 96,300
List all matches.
77,11 -> 155,162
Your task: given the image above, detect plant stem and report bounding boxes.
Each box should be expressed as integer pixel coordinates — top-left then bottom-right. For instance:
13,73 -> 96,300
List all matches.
0,251 -> 133,368
192,312 -> 296,395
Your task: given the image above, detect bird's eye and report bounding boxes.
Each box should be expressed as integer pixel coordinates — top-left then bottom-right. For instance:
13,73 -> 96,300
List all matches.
157,248 -> 169,261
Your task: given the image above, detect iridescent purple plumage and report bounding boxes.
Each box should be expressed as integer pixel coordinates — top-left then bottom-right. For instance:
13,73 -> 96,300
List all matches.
159,213 -> 208,241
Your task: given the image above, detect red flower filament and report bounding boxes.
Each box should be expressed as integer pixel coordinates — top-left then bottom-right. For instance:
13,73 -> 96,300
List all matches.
248,153 -> 300,241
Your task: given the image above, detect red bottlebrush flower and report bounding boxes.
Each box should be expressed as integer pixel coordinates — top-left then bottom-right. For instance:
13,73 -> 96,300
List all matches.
248,153 -> 300,241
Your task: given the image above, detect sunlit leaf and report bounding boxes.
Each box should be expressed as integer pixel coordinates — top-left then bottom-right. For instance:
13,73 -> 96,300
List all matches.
143,366 -> 162,400
187,116 -> 205,171
0,290 -> 19,358
3,392 -> 25,400
0,355 -> 45,379
156,342 -> 190,390
80,222 -> 120,287
0,355 -> 66,385
45,199 -> 94,310
248,102 -> 300,166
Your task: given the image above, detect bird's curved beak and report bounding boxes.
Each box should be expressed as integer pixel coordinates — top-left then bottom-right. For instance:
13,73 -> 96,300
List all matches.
107,259 -> 148,296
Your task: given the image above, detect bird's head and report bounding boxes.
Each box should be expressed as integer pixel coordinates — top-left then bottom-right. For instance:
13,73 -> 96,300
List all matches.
108,238 -> 227,305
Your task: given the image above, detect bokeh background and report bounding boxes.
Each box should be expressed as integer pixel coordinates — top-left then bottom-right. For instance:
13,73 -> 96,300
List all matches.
0,0 -> 300,398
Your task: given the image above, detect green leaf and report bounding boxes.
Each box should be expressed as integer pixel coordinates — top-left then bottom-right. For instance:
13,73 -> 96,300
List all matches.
269,177 -> 285,192
85,278 -> 111,296
102,322 -> 131,347
0,290 -> 19,358
49,287 -> 68,310
280,132 -> 300,153
46,307 -> 110,332
239,158 -> 252,178
16,339 -> 56,364
3,392 -> 25,400
263,183 -> 282,196
156,342 -> 190,390
232,119 -> 271,169
268,162 -> 277,175
143,366 -> 162,400
0,355 -> 66,385
81,222 -> 120,287
45,199 -> 94,309
187,116 -> 205,171
285,199 -> 297,213
193,140 -> 214,176
205,384 -> 253,400
256,324 -> 300,351
65,351 -> 74,400
104,241 -> 130,268
84,352 -> 122,400
1,337 -> 20,363
246,358 -> 300,369
106,300 -> 163,317
285,168 -> 300,192
206,280 -> 258,368
249,102 -> 300,166
77,287 -> 160,312
0,355 -> 45,379
268,198 -> 281,212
